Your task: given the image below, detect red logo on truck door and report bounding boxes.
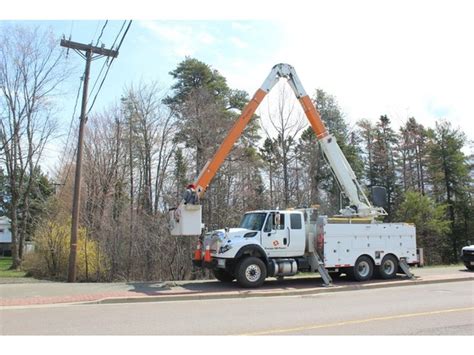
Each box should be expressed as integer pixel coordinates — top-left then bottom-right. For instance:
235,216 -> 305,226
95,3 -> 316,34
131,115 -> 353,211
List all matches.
273,240 -> 279,247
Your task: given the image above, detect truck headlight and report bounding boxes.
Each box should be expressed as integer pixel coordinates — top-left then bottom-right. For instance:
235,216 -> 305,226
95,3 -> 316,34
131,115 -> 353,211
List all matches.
219,244 -> 233,254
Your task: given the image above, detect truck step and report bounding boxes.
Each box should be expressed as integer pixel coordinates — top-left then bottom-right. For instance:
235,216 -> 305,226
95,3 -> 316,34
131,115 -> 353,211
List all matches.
399,258 -> 415,279
312,253 -> 332,287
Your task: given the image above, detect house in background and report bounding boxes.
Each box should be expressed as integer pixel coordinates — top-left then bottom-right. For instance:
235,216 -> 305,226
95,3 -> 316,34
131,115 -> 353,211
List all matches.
0,216 -> 12,257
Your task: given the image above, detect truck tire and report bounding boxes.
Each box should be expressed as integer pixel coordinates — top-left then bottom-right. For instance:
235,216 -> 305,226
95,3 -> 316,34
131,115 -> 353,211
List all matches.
213,268 -> 235,283
464,262 -> 474,271
376,255 -> 398,279
235,257 -> 267,288
348,255 -> 374,281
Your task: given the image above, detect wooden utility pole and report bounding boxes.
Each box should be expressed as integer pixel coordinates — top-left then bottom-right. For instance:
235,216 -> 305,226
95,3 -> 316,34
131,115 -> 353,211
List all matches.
60,39 -> 118,282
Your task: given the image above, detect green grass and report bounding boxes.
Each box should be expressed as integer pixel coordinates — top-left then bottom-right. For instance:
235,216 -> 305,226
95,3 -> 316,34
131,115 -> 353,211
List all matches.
0,257 -> 27,278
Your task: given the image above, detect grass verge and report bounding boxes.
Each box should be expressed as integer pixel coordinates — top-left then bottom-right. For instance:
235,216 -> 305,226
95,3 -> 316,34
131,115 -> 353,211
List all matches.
0,257 -> 27,278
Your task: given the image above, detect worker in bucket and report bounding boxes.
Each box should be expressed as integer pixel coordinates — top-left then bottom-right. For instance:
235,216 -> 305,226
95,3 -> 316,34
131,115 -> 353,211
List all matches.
183,183 -> 198,205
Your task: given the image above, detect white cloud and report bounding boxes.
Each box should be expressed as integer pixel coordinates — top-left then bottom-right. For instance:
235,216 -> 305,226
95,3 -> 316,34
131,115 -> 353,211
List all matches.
198,32 -> 216,45
139,21 -> 217,58
264,2 -> 474,142
230,36 -> 248,49
231,22 -> 252,31
140,1 -> 474,147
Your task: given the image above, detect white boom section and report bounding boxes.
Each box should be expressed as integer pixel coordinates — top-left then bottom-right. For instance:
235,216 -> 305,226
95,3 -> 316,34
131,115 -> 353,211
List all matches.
319,134 -> 386,217
268,64 -> 386,217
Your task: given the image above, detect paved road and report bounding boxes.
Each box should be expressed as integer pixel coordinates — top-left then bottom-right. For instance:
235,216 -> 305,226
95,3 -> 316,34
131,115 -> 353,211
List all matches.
1,265 -> 471,307
1,280 -> 472,335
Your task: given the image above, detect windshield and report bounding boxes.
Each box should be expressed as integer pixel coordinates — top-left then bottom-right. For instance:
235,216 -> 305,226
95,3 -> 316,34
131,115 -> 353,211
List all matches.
239,213 -> 267,231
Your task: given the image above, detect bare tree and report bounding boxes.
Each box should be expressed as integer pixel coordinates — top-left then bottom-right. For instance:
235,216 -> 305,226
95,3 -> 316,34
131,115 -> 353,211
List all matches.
0,24 -> 70,268
262,82 -> 306,208
124,82 -> 177,214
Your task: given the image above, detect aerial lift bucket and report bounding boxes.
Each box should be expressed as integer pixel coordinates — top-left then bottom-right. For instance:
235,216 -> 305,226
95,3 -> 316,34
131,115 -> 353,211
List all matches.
169,204 -> 203,236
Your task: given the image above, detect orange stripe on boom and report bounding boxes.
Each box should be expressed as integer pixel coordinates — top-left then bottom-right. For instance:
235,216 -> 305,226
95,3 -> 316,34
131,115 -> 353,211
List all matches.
195,89 -> 267,196
299,95 -> 328,139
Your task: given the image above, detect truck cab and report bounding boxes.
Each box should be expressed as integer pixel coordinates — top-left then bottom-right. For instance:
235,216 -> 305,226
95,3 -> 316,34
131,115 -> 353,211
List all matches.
211,210 -> 307,256
200,209 -> 325,288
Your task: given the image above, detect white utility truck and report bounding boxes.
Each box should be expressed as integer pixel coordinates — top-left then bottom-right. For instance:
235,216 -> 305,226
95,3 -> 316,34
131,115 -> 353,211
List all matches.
169,63 -> 417,288
199,208 -> 417,287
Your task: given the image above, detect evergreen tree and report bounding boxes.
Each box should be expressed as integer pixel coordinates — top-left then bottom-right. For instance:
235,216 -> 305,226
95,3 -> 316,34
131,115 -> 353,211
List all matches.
298,127 -> 325,207
427,121 -> 472,262
357,119 -> 377,187
309,90 -> 364,214
164,57 -> 261,229
397,117 -> 429,194
371,115 -> 399,219
396,191 -> 451,264
174,148 -> 187,200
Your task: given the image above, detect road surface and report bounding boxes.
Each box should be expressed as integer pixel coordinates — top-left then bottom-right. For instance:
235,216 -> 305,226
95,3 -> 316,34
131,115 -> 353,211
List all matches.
1,280 -> 472,335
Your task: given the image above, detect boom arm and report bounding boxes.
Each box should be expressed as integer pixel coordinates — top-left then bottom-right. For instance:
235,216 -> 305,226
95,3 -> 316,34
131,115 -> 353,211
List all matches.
170,64 -> 385,236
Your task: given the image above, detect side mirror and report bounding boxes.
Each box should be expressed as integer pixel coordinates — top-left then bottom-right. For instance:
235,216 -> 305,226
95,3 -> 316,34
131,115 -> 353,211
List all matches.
274,213 -> 281,228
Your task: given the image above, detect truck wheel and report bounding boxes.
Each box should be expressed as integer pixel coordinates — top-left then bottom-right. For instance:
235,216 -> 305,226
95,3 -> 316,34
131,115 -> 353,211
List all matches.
348,255 -> 374,281
212,268 -> 235,283
464,262 -> 474,271
376,255 -> 398,279
235,257 -> 267,288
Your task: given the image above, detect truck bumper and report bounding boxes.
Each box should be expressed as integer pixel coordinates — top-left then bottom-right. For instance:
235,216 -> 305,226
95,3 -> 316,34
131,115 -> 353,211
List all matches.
193,259 -> 218,269
193,257 -> 228,269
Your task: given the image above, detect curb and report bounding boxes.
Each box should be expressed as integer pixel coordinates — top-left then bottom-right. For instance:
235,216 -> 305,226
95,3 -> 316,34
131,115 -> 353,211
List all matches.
88,275 -> 474,306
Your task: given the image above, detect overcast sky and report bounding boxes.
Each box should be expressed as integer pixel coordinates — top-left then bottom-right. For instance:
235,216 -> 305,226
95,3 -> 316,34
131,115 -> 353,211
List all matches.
3,0 -> 473,173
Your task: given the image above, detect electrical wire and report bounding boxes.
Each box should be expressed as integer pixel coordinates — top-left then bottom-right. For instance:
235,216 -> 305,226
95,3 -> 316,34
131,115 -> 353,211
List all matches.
56,75 -> 84,198
87,20 -> 132,115
87,20 -> 127,103
56,21 -> 131,198
95,20 -> 108,47
91,21 -> 101,44
88,57 -> 109,100
111,21 -> 127,50
57,146 -> 77,199
114,20 -> 132,53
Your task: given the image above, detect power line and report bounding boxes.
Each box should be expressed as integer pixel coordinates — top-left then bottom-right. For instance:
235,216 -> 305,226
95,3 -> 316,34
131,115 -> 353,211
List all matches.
91,21 -> 101,44
95,20 -> 108,47
57,146 -> 77,199
87,20 -> 132,115
114,20 -> 132,52
88,57 -> 109,100
87,21 -> 126,105
57,76 -> 83,180
111,21 -> 127,50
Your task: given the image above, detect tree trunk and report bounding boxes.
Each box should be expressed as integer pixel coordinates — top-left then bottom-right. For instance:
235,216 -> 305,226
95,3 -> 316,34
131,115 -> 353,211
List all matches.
9,200 -> 20,269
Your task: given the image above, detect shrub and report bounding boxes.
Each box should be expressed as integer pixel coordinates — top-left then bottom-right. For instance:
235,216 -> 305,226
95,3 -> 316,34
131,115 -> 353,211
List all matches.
23,220 -> 105,281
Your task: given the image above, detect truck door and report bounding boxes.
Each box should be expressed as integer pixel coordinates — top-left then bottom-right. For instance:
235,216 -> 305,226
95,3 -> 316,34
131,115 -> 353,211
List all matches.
287,212 -> 305,256
262,212 -> 288,257
262,212 -> 305,257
